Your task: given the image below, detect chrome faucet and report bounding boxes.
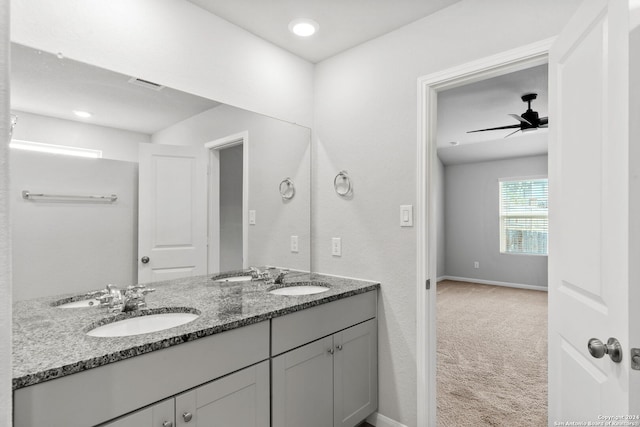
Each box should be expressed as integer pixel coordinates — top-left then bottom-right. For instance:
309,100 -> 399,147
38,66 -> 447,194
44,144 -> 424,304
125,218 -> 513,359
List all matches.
274,269 -> 289,284
96,283 -> 155,313
122,285 -> 156,311
249,267 -> 289,285
250,267 -> 271,282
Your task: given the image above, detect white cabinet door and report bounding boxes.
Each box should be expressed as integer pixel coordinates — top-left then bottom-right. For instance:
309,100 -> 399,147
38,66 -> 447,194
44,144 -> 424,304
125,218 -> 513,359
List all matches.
138,143 -> 207,283
333,319 -> 377,427
175,361 -> 269,427
101,398 -> 174,427
548,0 -> 633,422
272,336 -> 334,427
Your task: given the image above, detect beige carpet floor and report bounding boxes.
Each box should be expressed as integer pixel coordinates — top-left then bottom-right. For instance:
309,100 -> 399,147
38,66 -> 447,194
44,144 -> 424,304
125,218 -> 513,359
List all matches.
437,280 -> 548,427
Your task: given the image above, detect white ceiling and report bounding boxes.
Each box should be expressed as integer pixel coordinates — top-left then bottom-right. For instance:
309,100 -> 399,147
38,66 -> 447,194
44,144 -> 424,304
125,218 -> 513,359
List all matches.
187,0 -> 462,63
11,43 -> 221,135
11,6 -> 548,154
437,64 -> 549,165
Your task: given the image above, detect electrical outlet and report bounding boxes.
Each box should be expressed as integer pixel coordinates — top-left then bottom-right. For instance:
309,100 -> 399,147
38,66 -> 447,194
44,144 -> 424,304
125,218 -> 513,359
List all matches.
332,237 -> 342,257
249,210 -> 256,225
474,261 -> 480,269
290,235 -> 299,253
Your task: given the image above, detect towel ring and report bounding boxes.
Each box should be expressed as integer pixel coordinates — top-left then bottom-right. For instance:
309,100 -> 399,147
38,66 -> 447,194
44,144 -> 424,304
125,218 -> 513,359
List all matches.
334,170 -> 353,197
279,178 -> 295,200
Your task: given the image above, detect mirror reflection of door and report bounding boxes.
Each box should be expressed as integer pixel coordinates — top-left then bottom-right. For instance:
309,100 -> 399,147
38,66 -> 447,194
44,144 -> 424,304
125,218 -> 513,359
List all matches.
137,143 -> 208,284
218,144 -> 244,271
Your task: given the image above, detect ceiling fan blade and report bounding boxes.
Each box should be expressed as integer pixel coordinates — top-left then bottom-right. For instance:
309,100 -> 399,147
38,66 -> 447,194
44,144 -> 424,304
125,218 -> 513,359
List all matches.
539,117 -> 549,126
508,114 -> 532,125
504,128 -> 522,138
467,124 -> 521,133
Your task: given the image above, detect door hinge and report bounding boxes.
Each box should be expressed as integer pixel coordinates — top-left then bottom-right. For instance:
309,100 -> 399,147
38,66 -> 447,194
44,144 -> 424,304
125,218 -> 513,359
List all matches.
426,279 -> 431,290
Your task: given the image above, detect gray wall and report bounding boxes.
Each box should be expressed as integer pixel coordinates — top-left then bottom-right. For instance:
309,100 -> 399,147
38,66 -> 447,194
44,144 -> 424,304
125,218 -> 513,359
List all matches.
436,156 -> 446,278
153,104 -> 311,273
444,155 -> 548,288
219,145 -> 243,271
0,0 -> 10,420
11,151 -> 138,300
313,2 -> 579,423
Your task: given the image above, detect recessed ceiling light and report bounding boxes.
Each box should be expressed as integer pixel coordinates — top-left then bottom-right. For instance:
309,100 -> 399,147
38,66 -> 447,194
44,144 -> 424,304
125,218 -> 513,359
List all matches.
449,141 -> 459,146
288,19 -> 319,37
73,110 -> 92,118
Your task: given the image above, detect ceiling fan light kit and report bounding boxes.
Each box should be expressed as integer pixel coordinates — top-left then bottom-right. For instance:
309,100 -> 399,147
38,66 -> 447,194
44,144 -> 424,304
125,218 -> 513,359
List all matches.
467,93 -> 549,138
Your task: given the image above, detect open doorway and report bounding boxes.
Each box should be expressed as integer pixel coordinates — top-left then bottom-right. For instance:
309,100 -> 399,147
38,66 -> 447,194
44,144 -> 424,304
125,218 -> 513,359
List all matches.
434,63 -> 549,426
436,64 -> 548,426
205,131 -> 249,274
415,39 -> 553,426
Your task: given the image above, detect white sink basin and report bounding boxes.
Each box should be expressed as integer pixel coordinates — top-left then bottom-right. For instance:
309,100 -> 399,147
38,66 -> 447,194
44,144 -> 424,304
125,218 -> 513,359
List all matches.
57,299 -> 100,308
214,275 -> 253,283
269,285 -> 329,296
86,312 -> 199,337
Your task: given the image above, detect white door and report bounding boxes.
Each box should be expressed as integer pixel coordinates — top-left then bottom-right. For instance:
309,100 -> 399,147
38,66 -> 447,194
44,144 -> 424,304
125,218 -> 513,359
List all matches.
548,0 -> 633,422
272,336 -> 334,427
333,319 -> 378,427
138,143 -> 207,283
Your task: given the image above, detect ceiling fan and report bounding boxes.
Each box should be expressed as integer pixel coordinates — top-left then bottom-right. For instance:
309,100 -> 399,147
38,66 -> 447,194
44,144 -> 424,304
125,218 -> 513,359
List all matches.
467,93 -> 548,138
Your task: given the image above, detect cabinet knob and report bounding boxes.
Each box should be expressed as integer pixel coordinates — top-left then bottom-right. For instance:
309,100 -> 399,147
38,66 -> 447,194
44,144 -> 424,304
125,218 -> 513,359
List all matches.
162,422 -> 173,427
335,344 -> 343,351
183,412 -> 193,422
327,348 -> 334,355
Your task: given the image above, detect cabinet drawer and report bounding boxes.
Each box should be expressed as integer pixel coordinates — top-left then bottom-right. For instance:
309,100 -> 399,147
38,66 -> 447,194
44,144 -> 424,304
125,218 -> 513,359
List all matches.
271,290 -> 377,356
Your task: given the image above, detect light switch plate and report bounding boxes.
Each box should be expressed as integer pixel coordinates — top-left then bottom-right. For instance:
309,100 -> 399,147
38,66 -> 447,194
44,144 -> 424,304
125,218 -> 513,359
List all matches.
400,205 -> 413,227
249,210 -> 256,225
332,237 -> 342,257
290,235 -> 299,253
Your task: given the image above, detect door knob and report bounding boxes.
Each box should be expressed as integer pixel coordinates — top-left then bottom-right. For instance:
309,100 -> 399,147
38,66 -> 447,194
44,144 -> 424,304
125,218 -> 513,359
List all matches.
588,337 -> 622,363
141,256 -> 150,264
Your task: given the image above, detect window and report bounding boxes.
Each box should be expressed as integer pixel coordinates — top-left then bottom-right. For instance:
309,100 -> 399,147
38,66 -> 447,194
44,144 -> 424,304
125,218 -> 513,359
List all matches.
9,139 -> 103,158
499,177 -> 548,255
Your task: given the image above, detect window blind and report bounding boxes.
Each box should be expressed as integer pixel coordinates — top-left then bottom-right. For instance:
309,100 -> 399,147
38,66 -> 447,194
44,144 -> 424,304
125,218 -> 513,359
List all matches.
499,177 -> 548,255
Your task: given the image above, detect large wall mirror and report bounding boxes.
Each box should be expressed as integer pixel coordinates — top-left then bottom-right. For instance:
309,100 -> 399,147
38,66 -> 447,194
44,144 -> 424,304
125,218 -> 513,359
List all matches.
10,42 -> 311,301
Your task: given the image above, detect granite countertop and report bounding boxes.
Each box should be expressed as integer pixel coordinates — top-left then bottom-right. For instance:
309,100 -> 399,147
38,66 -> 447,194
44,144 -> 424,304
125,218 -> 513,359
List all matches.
12,272 -> 379,390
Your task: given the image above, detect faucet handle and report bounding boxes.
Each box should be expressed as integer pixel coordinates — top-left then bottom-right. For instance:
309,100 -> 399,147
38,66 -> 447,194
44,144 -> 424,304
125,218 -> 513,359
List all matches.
85,289 -> 108,298
97,293 -> 114,308
141,287 -> 155,295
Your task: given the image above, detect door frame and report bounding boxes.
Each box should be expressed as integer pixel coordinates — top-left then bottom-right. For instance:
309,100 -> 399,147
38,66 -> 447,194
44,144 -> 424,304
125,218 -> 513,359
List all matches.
415,38 -> 553,426
204,131 -> 249,273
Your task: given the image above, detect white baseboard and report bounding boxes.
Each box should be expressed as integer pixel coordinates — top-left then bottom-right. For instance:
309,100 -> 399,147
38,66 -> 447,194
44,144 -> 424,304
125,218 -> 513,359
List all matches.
438,275 -> 548,292
366,412 -> 408,427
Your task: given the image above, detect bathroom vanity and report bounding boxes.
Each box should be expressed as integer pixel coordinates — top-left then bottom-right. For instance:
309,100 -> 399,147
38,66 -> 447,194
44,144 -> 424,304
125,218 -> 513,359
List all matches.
12,273 -> 379,427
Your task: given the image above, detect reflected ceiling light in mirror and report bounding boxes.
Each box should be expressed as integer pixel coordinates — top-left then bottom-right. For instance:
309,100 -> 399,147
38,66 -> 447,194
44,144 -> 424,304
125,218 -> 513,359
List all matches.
10,140 -> 102,158
288,19 -> 319,37
449,141 -> 459,146
73,110 -> 92,119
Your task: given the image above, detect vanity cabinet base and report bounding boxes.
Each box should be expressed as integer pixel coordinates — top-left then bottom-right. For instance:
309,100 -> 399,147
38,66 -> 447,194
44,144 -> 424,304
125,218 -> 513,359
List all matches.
13,321 -> 269,427
272,318 -> 377,427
